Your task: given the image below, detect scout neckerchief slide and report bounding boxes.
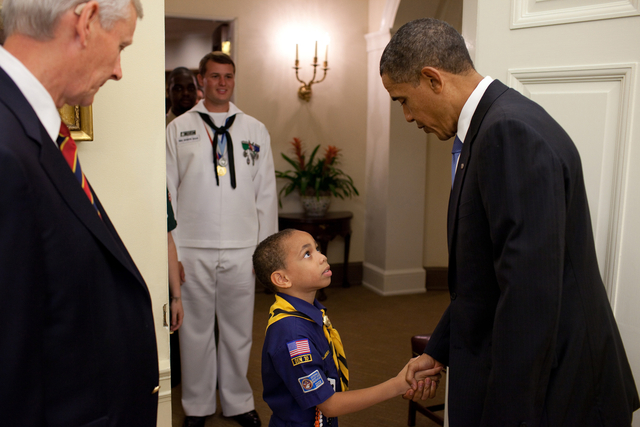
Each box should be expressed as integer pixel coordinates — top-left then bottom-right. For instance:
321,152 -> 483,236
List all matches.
266,295 -> 349,426
198,112 -> 237,188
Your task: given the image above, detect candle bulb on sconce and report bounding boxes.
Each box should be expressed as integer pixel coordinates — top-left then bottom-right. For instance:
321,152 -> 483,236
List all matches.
324,44 -> 328,68
293,40 -> 330,102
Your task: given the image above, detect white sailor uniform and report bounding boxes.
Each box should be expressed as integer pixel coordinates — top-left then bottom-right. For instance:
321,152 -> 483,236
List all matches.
166,100 -> 278,417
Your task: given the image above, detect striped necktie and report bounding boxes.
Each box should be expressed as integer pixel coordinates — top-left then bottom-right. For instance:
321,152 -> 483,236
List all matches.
57,122 -> 101,217
451,135 -> 463,186
322,309 -> 349,391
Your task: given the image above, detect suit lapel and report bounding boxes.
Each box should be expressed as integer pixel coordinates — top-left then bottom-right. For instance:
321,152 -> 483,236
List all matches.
447,80 -> 510,250
38,137 -> 145,284
0,68 -> 42,142
0,68 -> 146,287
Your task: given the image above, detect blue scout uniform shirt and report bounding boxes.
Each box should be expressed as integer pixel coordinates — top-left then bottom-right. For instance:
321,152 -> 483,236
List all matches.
262,293 -> 341,426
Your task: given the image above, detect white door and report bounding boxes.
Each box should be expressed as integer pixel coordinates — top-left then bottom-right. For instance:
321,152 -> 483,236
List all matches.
464,0 -> 640,422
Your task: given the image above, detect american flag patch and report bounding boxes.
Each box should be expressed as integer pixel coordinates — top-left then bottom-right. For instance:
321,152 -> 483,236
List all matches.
287,339 -> 311,357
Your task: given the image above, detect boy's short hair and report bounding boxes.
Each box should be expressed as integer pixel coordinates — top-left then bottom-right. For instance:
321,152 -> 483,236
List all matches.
253,229 -> 297,293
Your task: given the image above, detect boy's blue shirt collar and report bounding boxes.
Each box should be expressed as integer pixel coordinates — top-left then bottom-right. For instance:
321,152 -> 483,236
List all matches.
276,292 -> 326,327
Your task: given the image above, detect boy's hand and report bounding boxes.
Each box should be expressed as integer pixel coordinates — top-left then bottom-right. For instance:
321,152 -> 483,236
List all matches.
394,357 -> 418,394
402,353 -> 443,400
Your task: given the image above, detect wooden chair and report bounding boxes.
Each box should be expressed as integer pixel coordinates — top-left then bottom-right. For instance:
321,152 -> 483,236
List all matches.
408,334 -> 445,426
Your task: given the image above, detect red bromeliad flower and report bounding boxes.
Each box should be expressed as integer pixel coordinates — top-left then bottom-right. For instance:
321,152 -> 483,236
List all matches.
276,138 -> 358,205
323,145 -> 340,168
290,137 -> 305,170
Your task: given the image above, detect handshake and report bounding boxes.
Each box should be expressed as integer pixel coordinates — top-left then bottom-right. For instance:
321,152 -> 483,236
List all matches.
395,354 -> 444,401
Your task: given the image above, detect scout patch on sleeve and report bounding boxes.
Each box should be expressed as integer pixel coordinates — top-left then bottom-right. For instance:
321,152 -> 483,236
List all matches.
298,370 -> 324,393
177,130 -> 200,144
291,354 -> 312,366
287,339 -> 311,357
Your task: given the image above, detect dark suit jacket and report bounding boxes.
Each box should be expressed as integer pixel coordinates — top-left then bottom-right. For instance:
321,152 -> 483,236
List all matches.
425,80 -> 639,426
0,67 -> 159,426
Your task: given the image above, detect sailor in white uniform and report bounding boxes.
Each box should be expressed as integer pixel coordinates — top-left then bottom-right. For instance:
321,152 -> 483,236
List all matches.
166,52 -> 277,427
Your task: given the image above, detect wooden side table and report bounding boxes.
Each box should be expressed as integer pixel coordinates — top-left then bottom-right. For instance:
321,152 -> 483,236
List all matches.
278,211 -> 353,300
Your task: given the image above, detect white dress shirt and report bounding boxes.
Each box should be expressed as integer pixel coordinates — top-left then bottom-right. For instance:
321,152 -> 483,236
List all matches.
0,45 -> 61,143
456,76 -> 494,143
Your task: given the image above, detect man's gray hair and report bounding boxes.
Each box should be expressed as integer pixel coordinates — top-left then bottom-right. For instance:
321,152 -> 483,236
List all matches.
2,0 -> 143,40
380,18 -> 474,85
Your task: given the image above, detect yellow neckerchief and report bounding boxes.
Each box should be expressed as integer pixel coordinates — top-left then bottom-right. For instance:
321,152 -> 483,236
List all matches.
266,294 -> 349,391
321,307 -> 349,392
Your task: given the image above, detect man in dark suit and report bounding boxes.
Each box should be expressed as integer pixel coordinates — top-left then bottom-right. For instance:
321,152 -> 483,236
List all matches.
0,1 -> 159,426
380,18 -> 639,426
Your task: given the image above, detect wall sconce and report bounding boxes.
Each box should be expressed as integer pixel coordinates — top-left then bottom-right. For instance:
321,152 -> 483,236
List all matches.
294,41 -> 329,102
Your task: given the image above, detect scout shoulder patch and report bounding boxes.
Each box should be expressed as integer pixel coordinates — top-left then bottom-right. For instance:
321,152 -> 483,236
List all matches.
177,130 -> 200,144
298,370 -> 324,393
291,354 -> 312,366
288,339 -> 312,365
288,339 -> 311,357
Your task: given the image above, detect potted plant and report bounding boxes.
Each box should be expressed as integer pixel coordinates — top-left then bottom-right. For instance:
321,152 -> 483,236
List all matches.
276,137 -> 359,217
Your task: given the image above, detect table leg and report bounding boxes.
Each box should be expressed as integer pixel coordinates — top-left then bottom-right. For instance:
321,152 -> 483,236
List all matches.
342,232 -> 351,287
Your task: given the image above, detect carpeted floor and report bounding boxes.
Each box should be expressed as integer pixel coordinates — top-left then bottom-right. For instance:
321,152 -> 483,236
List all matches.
171,285 -> 450,427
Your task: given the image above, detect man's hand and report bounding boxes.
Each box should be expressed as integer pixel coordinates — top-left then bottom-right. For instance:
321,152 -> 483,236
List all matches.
402,353 -> 444,400
170,297 -> 184,331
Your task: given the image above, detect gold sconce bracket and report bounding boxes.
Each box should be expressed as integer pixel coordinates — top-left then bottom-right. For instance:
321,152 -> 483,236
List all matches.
294,61 -> 329,102
294,41 -> 329,102
298,84 -> 313,102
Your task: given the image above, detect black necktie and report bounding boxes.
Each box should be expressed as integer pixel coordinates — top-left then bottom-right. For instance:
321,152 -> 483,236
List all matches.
198,112 -> 237,189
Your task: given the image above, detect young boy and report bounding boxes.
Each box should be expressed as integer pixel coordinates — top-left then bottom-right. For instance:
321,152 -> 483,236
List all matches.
253,229 -> 439,426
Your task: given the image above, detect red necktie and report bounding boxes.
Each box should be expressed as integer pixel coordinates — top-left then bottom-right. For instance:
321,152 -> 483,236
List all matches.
57,122 -> 101,217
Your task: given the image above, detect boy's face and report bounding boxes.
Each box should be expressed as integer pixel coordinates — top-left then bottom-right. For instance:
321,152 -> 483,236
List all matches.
279,230 -> 332,294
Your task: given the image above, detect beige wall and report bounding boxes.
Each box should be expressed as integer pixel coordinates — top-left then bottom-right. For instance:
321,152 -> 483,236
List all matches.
77,1 -> 172,423
390,0 -> 463,269
166,0 -> 370,265
369,0 -> 387,32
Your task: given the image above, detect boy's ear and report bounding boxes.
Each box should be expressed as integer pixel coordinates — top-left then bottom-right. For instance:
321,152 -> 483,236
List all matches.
271,270 -> 292,290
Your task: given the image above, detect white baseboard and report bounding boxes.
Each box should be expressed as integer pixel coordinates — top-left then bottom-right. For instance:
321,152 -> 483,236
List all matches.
362,262 -> 426,296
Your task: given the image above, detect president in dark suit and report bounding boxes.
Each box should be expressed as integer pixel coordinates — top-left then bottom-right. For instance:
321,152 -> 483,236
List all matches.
380,18 -> 639,426
0,1 -> 159,426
